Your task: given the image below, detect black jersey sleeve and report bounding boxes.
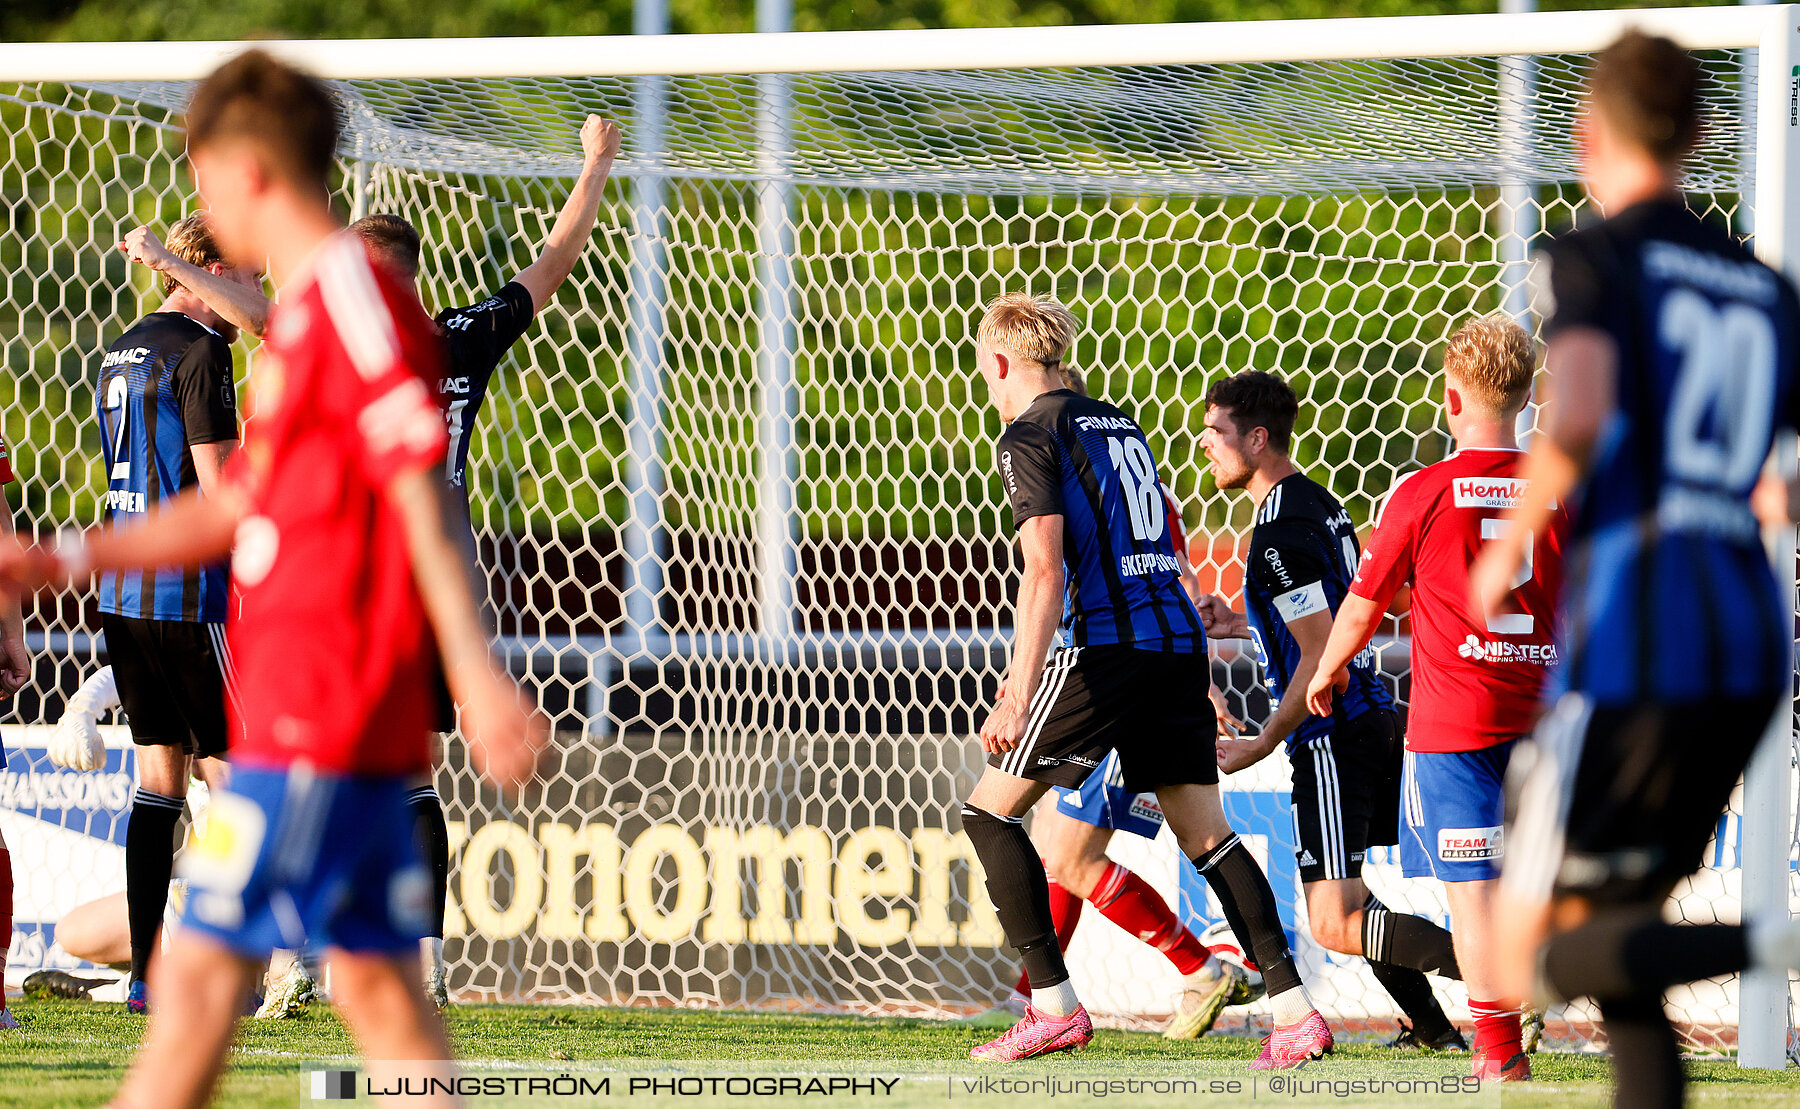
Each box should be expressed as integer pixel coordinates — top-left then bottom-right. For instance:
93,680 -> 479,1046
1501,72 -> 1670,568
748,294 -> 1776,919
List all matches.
1531,233 -> 1609,339
1248,520 -> 1332,623
438,282 -> 536,373
997,420 -> 1064,527
173,334 -> 238,445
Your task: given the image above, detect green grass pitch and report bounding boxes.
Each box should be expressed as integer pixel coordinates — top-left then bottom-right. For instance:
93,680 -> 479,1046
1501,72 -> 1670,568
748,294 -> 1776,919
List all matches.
2,1000 -> 1797,1107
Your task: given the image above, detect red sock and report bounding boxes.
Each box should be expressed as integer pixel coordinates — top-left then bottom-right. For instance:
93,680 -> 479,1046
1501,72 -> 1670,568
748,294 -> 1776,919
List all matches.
1014,864 -> 1084,997
1089,862 -> 1210,976
1470,999 -> 1522,1057
0,847 -> 11,1013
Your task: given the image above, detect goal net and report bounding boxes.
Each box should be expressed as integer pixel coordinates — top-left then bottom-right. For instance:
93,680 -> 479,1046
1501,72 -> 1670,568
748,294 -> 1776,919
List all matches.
1,9 -> 1795,1058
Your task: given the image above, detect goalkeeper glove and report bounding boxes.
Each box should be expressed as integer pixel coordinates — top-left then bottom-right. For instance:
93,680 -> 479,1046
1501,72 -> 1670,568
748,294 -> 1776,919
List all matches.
49,666 -> 118,771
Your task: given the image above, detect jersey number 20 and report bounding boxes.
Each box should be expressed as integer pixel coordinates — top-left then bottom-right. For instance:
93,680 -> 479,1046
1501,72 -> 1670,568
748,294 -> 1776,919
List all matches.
1662,288 -> 1776,490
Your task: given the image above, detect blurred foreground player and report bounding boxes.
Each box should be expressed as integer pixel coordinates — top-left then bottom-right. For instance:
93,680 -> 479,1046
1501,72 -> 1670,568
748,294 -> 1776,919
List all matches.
2,51 -> 542,1109
0,433 -> 31,1029
1310,316 -> 1567,1080
958,293 -> 1326,1068
1471,31 -> 1800,1109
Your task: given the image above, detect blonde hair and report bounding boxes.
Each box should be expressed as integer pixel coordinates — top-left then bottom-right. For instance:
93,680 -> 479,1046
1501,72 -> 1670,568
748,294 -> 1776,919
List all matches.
976,292 -> 1078,368
1443,315 -> 1536,415
161,214 -> 227,297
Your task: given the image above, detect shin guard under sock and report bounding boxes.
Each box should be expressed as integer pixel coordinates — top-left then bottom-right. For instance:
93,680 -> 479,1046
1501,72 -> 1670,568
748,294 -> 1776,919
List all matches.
962,805 -> 1068,989
1362,895 -> 1462,980
1192,835 -> 1302,999
126,788 -> 185,983
407,784 -> 452,940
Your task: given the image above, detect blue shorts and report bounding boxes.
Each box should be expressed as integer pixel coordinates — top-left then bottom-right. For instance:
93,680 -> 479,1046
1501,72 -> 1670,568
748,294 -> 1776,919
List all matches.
1400,741 -> 1517,882
176,766 -> 431,959
1049,750 -> 1166,840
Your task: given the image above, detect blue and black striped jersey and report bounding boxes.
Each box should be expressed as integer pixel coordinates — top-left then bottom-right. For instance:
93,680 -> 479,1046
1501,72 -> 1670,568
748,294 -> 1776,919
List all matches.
434,281 -> 535,522
997,389 -> 1204,652
1244,473 -> 1392,751
1533,199 -> 1800,705
96,312 -> 238,622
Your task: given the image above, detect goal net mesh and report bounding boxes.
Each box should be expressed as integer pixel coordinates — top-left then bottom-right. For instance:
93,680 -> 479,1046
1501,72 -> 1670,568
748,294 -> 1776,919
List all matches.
1,45 -> 1794,1054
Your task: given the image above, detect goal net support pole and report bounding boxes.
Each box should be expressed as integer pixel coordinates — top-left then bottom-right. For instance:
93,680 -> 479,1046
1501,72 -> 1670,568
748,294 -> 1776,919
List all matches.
1744,4 -> 1800,1072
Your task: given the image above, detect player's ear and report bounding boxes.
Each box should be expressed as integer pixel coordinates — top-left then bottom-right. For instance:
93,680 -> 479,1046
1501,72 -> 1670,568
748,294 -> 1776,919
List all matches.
1445,384 -> 1464,417
991,350 -> 1010,380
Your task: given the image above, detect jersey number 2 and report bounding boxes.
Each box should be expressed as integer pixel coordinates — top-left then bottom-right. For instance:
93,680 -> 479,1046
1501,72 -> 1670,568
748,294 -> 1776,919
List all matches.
1107,436 -> 1165,542
104,373 -> 130,481
1479,517 -> 1534,635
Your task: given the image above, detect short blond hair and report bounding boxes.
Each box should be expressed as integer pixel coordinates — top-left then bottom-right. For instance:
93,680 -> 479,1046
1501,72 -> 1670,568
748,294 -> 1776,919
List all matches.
977,292 -> 1078,368
161,213 -> 227,297
1443,315 -> 1536,415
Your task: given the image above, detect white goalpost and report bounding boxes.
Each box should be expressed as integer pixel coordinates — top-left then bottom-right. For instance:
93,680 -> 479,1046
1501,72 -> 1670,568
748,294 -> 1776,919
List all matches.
0,4 -> 1795,1065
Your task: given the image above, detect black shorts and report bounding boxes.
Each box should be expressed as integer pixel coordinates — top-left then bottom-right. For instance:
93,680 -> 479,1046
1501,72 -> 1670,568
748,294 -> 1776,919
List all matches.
431,662 -> 456,735
1289,707 -> 1402,884
103,611 -> 231,760
986,644 -> 1217,792
1506,693 -> 1780,907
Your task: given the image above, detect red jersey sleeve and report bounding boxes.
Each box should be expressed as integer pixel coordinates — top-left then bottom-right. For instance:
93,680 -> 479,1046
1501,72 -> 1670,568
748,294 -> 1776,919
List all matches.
1160,481 -> 1188,561
1350,467 -> 1424,608
0,434 -> 14,485
316,241 -> 448,487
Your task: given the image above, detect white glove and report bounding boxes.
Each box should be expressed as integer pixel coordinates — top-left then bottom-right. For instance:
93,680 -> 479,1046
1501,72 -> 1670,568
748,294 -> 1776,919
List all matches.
49,667 -> 118,771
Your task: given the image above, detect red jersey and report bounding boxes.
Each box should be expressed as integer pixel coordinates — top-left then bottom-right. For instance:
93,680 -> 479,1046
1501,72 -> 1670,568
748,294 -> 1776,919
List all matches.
227,232 -> 448,776
1350,448 -> 1568,753
0,433 -> 15,484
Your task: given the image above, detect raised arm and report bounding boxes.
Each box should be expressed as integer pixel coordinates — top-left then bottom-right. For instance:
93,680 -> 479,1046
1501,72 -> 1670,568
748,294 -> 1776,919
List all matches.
121,226 -> 272,339
511,116 -> 620,315
387,465 -> 544,792
978,514 -> 1065,754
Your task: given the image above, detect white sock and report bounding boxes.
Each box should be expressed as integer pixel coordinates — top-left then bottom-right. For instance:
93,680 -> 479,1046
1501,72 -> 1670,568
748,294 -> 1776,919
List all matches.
1031,980 -> 1080,1018
1268,983 -> 1314,1026
420,936 -> 445,974
1748,915 -> 1800,973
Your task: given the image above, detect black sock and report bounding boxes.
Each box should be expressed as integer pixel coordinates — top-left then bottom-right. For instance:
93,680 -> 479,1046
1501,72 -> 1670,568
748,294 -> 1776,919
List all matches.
1368,960 -> 1455,1042
1192,835 -> 1302,998
407,784 -> 450,940
960,804 -> 1067,989
1599,994 -> 1684,1109
1543,909 -> 1749,1001
1362,895 -> 1462,980
125,787 -> 185,983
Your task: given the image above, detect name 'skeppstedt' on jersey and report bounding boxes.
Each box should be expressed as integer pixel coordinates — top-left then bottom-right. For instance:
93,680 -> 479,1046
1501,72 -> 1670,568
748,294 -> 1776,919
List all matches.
1120,551 -> 1182,577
